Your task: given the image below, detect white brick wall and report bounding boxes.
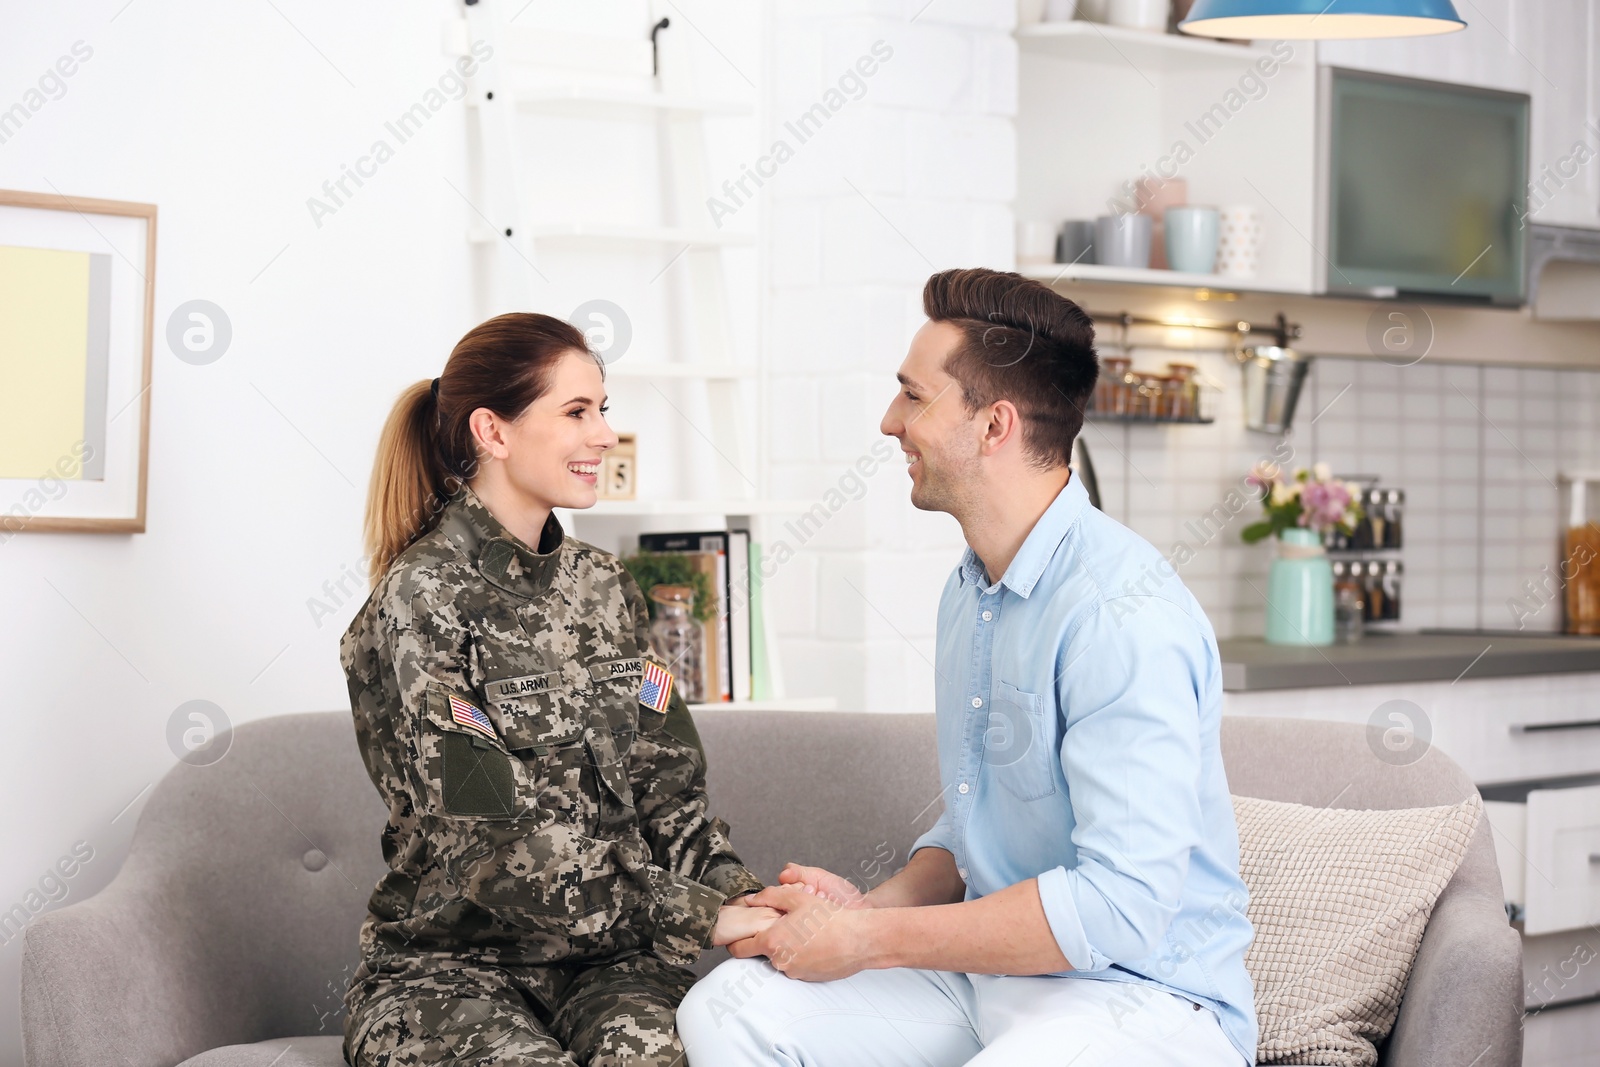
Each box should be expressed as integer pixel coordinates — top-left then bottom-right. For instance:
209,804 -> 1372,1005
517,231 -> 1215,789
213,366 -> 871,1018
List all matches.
764,0 -> 1015,712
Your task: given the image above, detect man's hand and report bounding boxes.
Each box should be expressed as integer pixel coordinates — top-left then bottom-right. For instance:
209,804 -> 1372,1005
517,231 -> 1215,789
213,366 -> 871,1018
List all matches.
777,863 -> 870,908
727,884 -> 878,982
710,903 -> 781,947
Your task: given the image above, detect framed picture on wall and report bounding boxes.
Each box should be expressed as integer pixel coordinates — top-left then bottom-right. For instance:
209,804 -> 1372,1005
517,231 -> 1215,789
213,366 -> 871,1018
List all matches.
0,188 -> 155,537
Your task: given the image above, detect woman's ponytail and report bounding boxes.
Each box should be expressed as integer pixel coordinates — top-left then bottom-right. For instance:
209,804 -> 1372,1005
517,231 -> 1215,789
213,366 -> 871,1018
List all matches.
360,312 -> 597,587
362,378 -> 455,586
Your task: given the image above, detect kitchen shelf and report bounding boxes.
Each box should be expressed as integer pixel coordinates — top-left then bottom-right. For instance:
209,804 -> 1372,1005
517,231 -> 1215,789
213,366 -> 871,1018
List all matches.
1019,262 -> 1310,296
1016,20 -> 1268,71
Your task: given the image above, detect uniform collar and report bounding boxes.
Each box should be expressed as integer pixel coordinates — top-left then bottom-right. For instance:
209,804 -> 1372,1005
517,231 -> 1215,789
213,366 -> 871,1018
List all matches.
436,482 -> 565,599
958,472 -> 1088,599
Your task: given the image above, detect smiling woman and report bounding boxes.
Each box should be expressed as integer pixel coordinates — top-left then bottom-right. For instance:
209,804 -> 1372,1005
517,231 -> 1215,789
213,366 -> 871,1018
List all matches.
360,312 -> 605,584
338,311 -> 770,1067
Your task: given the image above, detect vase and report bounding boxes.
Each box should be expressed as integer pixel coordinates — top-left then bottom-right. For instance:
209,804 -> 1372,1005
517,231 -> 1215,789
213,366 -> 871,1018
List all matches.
1264,528 -> 1334,646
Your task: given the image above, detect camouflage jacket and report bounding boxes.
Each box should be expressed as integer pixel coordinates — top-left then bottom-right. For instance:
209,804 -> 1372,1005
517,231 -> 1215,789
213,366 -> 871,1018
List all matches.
339,482 -> 763,985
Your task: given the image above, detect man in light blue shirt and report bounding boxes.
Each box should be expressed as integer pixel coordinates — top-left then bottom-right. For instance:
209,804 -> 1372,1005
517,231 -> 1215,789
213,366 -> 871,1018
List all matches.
678,268 -> 1255,1066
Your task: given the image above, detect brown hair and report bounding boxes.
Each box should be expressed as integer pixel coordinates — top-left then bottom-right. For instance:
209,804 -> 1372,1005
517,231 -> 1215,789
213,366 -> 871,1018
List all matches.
922,268 -> 1098,470
361,312 -> 598,585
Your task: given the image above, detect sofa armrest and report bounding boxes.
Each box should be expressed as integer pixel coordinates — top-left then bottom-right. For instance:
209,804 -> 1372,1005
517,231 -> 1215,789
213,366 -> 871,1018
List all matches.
1382,825 -> 1523,1067
22,862 -> 221,1067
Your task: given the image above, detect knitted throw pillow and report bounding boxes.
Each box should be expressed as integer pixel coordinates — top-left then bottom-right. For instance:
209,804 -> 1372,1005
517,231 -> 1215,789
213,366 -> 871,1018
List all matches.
1233,792 -> 1483,1066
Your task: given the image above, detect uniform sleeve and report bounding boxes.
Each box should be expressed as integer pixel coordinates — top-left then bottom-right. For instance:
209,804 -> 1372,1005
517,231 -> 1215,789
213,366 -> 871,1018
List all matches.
623,571 -> 765,919
382,590 -> 724,968
1034,597 -> 1206,972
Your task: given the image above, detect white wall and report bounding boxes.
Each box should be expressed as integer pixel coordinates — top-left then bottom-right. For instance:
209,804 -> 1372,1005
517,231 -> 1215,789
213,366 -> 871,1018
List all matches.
761,0 -> 1019,714
0,0 -> 652,1059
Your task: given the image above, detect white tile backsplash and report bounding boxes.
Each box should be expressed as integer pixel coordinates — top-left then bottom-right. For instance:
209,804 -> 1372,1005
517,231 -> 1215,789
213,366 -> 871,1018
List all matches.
1081,354 -> 1600,640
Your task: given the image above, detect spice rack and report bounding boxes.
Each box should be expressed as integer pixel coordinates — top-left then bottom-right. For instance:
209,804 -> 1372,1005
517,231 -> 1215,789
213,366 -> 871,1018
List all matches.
1084,310 -> 1301,427
1326,480 -> 1406,627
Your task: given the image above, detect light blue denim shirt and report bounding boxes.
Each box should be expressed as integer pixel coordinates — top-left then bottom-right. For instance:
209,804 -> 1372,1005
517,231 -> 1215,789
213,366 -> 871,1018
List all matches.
910,472 -> 1257,1065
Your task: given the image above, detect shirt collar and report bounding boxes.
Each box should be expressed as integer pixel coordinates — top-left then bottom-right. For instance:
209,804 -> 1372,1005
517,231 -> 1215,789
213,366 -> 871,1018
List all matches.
958,473 -> 1089,598
436,482 -> 565,599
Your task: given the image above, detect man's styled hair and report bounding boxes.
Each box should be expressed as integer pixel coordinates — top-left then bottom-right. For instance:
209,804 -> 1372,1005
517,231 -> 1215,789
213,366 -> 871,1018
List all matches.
922,268 -> 1098,470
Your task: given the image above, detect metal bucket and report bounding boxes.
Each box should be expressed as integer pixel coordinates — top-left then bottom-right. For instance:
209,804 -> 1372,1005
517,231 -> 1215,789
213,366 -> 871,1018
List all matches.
1237,345 -> 1312,434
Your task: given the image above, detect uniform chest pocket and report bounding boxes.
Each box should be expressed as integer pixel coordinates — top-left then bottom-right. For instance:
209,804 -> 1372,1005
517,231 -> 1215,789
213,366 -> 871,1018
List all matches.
423,686 -> 542,819
985,681 -> 1058,802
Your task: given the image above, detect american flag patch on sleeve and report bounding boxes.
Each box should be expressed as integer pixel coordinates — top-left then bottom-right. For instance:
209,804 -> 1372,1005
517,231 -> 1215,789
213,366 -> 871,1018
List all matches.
448,693 -> 497,741
638,660 -> 675,713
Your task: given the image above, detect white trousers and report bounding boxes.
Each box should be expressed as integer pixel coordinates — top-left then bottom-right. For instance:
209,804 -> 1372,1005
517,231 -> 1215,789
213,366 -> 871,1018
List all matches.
677,958 -> 1247,1067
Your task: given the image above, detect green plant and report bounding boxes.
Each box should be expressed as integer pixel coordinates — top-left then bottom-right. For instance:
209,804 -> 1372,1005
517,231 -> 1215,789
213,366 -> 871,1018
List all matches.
621,551 -> 717,624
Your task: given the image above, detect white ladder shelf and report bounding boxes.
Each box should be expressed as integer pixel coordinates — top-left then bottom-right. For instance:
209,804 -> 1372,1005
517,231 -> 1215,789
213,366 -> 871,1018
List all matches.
449,1 -> 803,704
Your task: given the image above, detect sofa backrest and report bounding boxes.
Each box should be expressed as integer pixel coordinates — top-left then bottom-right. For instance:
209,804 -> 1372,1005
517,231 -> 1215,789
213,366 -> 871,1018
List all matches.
24,708 -> 1500,1062
695,710 -> 943,890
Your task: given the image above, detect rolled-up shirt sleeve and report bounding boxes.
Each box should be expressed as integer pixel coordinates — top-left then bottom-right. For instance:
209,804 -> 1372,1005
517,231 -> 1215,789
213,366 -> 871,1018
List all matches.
909,806 -> 958,860
1035,596 -> 1207,972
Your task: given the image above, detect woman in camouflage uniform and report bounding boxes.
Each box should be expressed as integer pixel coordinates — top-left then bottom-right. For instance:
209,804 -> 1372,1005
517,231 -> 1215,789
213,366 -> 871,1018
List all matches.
339,313 -> 774,1066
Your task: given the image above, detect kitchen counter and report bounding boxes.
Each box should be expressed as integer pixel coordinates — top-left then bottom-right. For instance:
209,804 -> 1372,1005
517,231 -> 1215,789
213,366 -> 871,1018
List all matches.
1218,631 -> 1600,690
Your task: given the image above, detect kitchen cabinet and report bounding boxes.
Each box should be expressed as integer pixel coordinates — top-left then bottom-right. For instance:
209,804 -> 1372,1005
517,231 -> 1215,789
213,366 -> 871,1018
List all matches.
1015,21 -> 1320,294
1318,0 -> 1600,230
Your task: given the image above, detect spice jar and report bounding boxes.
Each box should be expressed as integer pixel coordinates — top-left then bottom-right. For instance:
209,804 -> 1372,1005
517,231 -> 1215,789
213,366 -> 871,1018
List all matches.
1332,560 -> 1365,642
1140,375 -> 1166,419
1099,355 -> 1131,415
1166,361 -> 1198,419
1383,489 -> 1405,549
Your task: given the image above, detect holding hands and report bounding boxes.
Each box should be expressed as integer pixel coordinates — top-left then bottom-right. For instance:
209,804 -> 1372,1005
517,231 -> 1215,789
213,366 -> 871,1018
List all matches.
720,862 -> 880,982
710,897 -> 782,947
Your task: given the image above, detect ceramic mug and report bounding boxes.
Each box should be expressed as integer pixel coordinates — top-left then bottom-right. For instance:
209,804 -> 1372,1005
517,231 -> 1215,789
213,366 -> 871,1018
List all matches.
1135,175 -> 1186,270
1095,213 -> 1152,268
1056,220 -> 1096,265
1108,0 -> 1170,31
1216,204 -> 1262,278
1163,205 -> 1219,274
1017,219 -> 1057,265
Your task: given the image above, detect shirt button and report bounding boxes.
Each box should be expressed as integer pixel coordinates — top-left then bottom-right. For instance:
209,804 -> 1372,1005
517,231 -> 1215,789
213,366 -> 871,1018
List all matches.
981,610 -> 992,622
971,696 -> 983,708
958,867 -> 968,879
958,782 -> 970,795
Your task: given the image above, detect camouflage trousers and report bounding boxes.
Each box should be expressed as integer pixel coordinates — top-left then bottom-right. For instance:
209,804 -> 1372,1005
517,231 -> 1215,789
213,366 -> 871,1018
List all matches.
345,953 -> 697,1067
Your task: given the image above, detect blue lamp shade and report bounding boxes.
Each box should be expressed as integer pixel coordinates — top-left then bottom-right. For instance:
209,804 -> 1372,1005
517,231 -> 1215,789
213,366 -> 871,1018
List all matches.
1180,0 -> 1466,39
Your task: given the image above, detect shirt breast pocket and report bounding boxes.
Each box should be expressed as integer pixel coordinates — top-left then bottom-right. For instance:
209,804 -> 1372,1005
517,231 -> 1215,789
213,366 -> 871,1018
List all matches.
987,680 -> 1058,802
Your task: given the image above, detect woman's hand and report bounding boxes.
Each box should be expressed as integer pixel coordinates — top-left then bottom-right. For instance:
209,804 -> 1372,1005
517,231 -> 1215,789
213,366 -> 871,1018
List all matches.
777,862 -> 871,908
711,903 -> 782,947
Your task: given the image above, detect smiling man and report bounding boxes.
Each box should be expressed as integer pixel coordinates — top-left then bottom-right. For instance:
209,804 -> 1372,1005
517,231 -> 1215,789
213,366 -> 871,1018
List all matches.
676,268 -> 1256,1066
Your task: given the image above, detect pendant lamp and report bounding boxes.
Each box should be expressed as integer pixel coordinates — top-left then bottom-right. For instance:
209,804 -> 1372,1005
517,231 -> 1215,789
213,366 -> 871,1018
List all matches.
1179,0 -> 1466,39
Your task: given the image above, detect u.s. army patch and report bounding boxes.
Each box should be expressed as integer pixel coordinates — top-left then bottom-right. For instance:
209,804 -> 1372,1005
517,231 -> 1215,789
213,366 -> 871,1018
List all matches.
485,671 -> 564,702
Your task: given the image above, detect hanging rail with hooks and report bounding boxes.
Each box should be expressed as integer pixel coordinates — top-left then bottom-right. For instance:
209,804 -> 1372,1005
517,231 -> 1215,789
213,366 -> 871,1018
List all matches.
1085,310 -> 1302,351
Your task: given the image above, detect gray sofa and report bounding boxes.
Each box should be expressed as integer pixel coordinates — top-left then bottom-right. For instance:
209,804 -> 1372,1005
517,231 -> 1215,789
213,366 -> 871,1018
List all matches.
21,711 -> 1522,1067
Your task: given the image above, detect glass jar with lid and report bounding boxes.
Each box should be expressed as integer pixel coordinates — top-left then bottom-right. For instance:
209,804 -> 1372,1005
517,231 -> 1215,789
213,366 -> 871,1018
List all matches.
647,584 -> 706,703
1099,355 -> 1132,415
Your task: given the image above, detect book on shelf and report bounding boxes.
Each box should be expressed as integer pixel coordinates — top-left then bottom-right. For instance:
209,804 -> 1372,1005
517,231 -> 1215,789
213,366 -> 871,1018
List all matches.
636,530 -> 754,703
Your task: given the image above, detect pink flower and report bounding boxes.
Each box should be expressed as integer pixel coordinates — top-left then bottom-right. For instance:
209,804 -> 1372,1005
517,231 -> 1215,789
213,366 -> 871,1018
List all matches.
1245,460 -> 1281,491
